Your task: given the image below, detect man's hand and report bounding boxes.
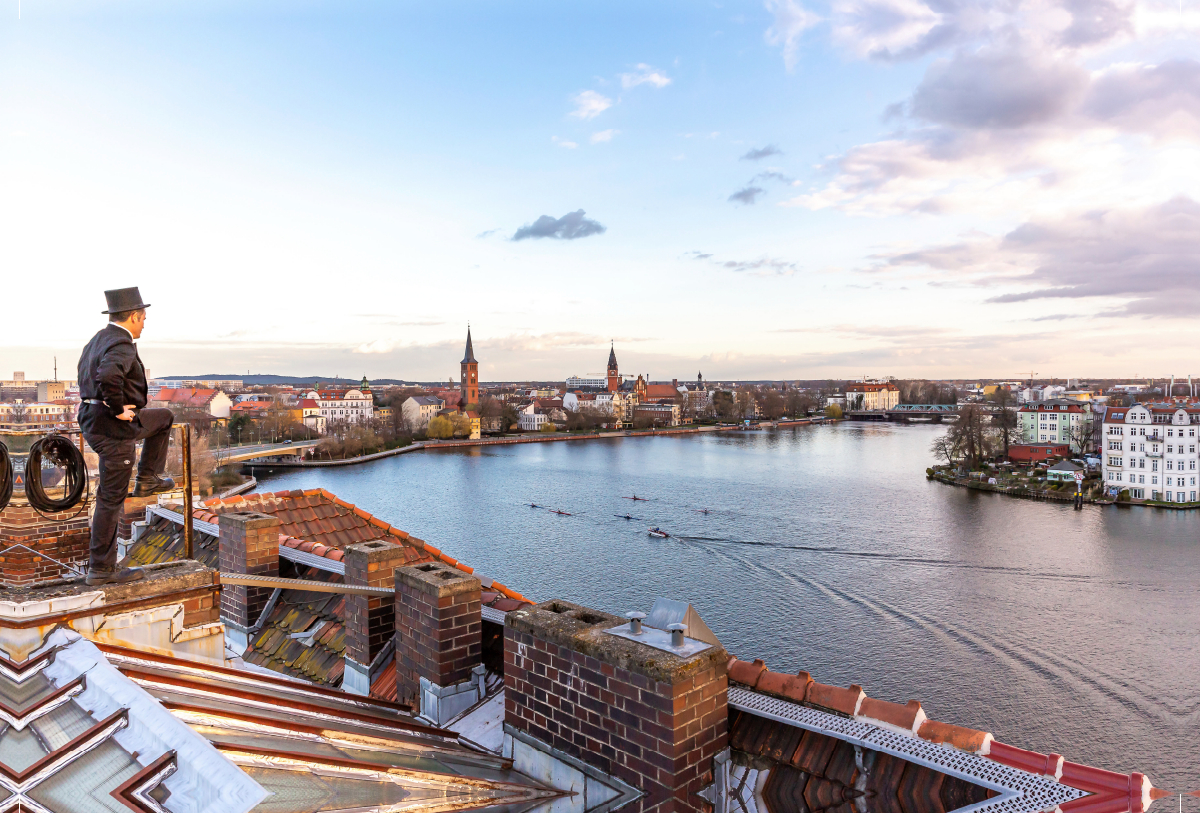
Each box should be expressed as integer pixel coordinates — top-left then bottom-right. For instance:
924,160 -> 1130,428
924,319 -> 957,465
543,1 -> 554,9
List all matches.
117,405 -> 137,422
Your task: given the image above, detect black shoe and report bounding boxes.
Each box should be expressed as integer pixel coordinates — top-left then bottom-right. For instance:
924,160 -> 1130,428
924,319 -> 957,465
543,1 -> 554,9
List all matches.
86,566 -> 145,586
132,475 -> 175,498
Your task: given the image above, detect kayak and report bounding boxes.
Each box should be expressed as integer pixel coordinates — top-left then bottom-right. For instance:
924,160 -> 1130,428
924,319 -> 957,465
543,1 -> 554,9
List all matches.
648,527 -> 669,538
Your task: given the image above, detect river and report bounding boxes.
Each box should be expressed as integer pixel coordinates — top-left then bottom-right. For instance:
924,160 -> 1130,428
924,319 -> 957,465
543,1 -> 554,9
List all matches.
258,423 -> 1199,792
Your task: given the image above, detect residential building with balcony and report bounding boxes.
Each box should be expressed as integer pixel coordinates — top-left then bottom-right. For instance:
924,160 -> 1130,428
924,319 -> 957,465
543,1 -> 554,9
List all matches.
1019,399 -> 1091,451
1102,401 -> 1200,502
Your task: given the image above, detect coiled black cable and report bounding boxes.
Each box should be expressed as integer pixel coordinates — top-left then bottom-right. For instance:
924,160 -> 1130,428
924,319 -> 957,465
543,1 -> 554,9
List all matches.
25,434 -> 88,515
0,441 -> 12,513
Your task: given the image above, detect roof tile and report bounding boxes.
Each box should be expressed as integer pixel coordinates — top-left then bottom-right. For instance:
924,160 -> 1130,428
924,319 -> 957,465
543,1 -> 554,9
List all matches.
858,697 -> 925,734
917,719 -> 993,754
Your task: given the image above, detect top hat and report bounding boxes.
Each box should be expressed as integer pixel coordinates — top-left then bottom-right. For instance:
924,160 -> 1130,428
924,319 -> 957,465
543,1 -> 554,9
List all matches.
101,287 -> 151,314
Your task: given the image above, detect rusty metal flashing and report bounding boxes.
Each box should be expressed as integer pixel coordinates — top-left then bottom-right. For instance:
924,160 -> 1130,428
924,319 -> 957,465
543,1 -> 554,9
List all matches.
118,668 -> 456,740
96,642 -> 417,716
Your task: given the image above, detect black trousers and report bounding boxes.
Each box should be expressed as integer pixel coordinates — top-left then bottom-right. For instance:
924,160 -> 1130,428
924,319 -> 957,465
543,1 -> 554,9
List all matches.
84,407 -> 174,571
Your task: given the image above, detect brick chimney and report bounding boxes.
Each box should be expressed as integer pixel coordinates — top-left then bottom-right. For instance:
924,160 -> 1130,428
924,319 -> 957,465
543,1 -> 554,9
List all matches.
505,599 -> 728,813
342,539 -> 410,696
217,511 -> 280,653
394,561 -> 485,724
0,498 -> 90,587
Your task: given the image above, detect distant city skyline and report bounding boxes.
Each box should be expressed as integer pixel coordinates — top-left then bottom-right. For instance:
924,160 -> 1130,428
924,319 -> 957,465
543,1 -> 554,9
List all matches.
2,1 -> 1196,379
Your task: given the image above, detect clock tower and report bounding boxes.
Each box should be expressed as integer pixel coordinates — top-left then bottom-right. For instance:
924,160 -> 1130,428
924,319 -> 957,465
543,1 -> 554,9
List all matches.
607,342 -> 620,393
461,327 -> 479,408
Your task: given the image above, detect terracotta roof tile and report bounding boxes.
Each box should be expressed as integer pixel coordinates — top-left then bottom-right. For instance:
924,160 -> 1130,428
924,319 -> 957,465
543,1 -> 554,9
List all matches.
756,669 -> 812,703
858,697 -> 926,734
806,681 -> 864,716
727,657 -> 768,688
917,720 -> 993,754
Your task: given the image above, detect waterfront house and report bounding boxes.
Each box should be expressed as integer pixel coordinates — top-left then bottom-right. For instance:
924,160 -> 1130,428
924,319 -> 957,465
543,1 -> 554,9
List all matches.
1101,401 -> 1200,502
1047,459 -> 1084,482
845,380 -> 900,411
1018,399 -> 1091,450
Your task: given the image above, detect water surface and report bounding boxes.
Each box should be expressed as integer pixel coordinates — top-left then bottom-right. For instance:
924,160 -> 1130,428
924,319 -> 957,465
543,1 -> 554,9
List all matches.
259,424 -> 1200,791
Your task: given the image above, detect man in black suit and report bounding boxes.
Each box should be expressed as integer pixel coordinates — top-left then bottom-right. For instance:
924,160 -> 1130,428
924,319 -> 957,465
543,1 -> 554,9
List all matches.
78,287 -> 176,585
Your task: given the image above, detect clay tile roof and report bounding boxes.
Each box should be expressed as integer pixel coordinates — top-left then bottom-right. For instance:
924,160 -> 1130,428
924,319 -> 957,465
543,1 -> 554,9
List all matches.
806,681 -> 865,716
918,719 -> 993,754
727,657 -> 768,688
755,669 -> 812,703
197,487 -> 533,603
858,697 -> 926,734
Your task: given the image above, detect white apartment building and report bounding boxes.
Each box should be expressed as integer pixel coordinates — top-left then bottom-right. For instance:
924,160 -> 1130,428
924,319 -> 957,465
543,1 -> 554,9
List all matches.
1102,402 -> 1200,502
565,374 -> 608,390
307,388 -> 374,424
518,412 -> 548,431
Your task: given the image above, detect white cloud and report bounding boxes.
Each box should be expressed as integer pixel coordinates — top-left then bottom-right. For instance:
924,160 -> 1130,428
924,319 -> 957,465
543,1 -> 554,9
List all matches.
569,90 -> 613,119
355,339 -> 397,354
764,0 -> 822,70
590,129 -> 619,143
551,135 -> 578,148
620,64 -> 672,89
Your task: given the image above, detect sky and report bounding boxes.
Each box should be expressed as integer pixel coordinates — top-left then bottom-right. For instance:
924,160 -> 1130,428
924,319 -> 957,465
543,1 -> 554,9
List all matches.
1,0 -> 1198,382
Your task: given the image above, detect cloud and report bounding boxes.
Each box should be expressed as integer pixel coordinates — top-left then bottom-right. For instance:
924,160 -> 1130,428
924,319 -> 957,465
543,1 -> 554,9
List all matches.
590,129 -> 619,143
475,229 -> 500,239
741,145 -> 783,161
570,90 -> 613,120
830,0 -> 951,62
729,186 -> 766,205
551,136 -> 578,149
911,49 -> 1088,129
1081,59 -> 1200,138
875,197 -> 1200,317
764,0 -> 822,70
721,257 -> 799,276
754,170 -> 793,183
512,210 -> 607,241
620,64 -> 672,89
355,339 -> 397,354
689,251 -> 799,276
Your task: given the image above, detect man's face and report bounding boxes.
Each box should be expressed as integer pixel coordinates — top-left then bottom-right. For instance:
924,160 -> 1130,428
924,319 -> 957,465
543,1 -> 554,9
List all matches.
128,309 -> 147,339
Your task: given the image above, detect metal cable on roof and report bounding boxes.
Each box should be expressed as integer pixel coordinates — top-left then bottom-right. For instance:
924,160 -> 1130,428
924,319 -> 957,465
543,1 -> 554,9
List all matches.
24,434 -> 88,517
0,440 -> 12,512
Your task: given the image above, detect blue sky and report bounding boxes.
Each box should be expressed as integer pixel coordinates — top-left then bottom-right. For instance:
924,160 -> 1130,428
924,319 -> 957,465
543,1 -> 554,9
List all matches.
2,0 -> 1197,381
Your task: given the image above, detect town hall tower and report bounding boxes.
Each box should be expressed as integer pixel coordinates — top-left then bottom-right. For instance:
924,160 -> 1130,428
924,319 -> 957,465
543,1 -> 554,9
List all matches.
607,342 -> 619,393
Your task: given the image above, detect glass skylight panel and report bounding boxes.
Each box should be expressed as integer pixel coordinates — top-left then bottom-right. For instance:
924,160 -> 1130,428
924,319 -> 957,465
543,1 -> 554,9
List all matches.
28,739 -> 142,813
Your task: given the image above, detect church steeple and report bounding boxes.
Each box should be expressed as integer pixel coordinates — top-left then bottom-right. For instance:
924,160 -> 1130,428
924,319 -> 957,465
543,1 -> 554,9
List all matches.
460,326 -> 479,408
462,327 -> 477,364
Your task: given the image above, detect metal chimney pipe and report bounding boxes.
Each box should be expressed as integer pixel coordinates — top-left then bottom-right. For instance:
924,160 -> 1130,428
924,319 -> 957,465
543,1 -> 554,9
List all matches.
626,611 -> 646,635
668,623 -> 686,647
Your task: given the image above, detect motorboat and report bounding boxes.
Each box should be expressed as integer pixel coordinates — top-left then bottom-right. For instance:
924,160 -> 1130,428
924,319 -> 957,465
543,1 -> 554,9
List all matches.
647,527 -> 669,538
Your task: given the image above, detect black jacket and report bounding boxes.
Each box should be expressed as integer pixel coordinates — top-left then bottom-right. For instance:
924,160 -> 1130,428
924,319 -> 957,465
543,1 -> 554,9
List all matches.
77,324 -> 149,440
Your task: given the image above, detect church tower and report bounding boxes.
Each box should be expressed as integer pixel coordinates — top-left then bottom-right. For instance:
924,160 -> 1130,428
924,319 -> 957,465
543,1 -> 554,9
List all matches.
461,327 -> 479,408
607,342 -> 620,393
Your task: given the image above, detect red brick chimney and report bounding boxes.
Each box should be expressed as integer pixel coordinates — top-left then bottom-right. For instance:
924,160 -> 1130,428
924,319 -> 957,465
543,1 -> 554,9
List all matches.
393,561 -> 485,724
342,539 -> 411,696
505,599 -> 728,813
217,511 -> 280,653
0,498 -> 90,587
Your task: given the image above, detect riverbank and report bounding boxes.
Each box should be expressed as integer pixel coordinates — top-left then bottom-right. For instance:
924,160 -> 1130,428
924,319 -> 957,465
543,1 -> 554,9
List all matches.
928,471 -> 1111,505
243,419 -> 814,469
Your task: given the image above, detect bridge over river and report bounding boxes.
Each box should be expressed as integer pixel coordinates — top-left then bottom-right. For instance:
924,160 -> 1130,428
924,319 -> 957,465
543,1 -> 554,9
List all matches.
847,403 -> 961,421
